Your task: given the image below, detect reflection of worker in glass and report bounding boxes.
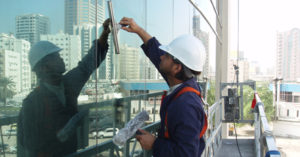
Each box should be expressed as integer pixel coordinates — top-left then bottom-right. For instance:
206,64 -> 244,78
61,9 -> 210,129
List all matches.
17,19 -> 111,157
120,17 -> 207,157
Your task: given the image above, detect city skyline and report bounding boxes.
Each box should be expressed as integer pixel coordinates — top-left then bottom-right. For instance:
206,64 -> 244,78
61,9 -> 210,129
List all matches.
1,0 -> 300,77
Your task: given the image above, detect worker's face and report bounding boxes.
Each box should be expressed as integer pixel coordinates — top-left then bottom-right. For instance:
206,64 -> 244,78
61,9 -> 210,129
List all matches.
42,52 -> 66,75
159,53 -> 181,76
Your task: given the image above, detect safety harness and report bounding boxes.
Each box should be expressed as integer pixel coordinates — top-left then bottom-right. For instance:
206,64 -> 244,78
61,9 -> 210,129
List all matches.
161,87 -> 208,139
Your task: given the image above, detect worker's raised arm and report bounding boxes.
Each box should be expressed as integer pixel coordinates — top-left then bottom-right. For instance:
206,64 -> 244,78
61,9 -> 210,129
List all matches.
119,17 -> 152,45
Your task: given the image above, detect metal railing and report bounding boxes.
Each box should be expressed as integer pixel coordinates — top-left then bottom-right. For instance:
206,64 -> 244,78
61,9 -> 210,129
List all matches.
0,89 -> 281,157
203,100 -> 223,157
0,92 -> 230,157
254,92 -> 281,157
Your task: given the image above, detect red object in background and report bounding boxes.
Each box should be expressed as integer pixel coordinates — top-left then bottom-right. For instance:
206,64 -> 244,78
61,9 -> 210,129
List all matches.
251,93 -> 257,109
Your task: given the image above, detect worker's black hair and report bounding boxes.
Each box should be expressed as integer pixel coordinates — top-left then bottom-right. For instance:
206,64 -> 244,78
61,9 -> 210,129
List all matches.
175,63 -> 201,81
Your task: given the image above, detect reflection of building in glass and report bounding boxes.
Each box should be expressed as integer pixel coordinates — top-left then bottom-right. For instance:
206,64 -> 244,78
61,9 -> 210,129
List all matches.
66,0 -> 106,80
16,14 -> 50,88
99,36 -> 113,80
193,14 -> 209,80
0,33 -> 31,93
139,56 -> 159,80
65,0 -> 105,35
276,28 -> 300,82
116,44 -> 140,80
41,31 -> 81,72
0,49 -> 21,93
16,14 -> 50,45
73,24 -> 102,57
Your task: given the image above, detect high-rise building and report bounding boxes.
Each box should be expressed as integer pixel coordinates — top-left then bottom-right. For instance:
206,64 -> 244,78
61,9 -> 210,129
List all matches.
276,28 -> 300,82
116,44 -> 140,80
16,14 -> 50,45
73,24 -> 102,57
193,14 -> 209,80
99,36 -> 113,80
65,0 -> 105,35
0,33 -> 31,92
41,31 -> 81,72
66,0 -> 106,80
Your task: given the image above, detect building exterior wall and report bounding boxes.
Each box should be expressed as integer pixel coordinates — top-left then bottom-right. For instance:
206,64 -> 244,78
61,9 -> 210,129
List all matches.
275,83 -> 300,121
0,33 -> 31,92
278,102 -> 300,121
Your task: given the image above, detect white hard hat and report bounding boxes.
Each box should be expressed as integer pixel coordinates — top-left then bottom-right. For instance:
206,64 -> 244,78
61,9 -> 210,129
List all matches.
159,34 -> 206,72
29,41 -> 62,70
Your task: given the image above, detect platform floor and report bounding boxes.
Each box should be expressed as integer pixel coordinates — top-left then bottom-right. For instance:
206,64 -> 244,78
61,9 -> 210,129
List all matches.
215,139 -> 255,157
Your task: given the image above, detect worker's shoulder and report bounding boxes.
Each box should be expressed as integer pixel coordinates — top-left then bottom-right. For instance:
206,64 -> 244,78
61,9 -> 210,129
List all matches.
22,87 -> 42,105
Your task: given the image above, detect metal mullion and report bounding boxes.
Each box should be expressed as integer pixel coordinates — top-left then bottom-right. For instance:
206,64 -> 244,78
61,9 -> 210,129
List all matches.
209,0 -> 223,29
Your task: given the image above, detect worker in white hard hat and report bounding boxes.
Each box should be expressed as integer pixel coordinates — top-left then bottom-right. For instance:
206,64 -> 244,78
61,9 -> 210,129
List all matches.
120,17 -> 207,157
17,19 -> 111,157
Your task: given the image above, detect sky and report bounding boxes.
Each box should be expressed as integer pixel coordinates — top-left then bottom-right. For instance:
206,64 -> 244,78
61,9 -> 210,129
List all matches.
1,0 -> 300,73
233,0 -> 300,70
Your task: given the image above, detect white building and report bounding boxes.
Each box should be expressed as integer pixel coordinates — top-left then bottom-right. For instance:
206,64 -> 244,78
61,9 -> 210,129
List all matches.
116,44 -> 140,80
41,32 -> 81,72
16,14 -> 50,45
0,33 -> 31,92
73,24 -> 102,57
65,0 -> 105,35
276,28 -> 300,82
0,49 -> 21,93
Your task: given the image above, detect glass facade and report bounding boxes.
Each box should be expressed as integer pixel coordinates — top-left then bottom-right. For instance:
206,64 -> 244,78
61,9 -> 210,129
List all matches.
0,0 -> 218,156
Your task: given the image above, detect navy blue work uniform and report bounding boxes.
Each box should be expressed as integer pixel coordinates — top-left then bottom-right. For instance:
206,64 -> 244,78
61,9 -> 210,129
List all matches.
17,42 -> 108,157
141,37 -> 206,157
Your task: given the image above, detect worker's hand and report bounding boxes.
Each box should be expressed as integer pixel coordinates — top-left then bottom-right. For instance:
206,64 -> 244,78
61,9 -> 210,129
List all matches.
135,129 -> 156,150
119,17 -> 142,34
102,18 -> 111,34
98,18 -> 111,47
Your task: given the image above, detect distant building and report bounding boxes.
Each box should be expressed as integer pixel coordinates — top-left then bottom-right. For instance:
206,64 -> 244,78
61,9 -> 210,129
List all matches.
73,24 -> 113,80
65,0 -> 105,35
139,58 -> 159,80
73,24 -> 101,57
0,49 -> 21,93
0,33 -> 31,92
116,44 -> 140,80
276,28 -> 300,82
249,61 -> 274,81
41,32 -> 81,72
16,14 -> 50,45
16,14 -> 50,88
67,0 -> 106,80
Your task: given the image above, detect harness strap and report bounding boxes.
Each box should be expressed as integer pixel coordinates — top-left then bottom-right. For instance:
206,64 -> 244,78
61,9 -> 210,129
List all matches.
162,87 -> 208,139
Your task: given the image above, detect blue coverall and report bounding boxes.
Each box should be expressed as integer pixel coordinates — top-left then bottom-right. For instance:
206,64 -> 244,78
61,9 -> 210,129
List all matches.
17,41 -> 108,157
141,37 -> 206,157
